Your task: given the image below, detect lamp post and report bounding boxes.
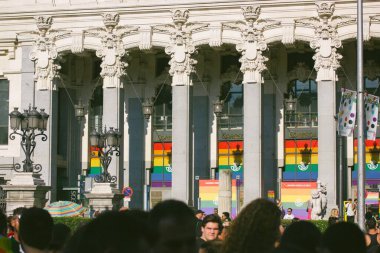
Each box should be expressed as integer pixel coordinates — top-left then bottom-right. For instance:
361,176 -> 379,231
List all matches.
9,106 -> 49,173
74,100 -> 85,121
142,98 -> 154,211
285,93 -> 297,126
213,99 -> 223,179
89,126 -> 121,183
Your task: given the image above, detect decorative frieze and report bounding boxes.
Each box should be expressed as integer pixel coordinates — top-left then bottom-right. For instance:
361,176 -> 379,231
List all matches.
223,5 -> 280,84
139,25 -> 152,50
296,1 -> 355,81
209,22 -> 222,48
154,9 -> 208,86
281,21 -> 295,48
85,12 -> 138,88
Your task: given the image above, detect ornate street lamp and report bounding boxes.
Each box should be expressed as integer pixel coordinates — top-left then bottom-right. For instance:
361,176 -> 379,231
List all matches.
74,100 -> 85,121
142,98 -> 154,120
9,105 -> 49,173
284,93 -> 297,113
213,99 -> 224,180
213,99 -> 224,118
90,126 -> 121,183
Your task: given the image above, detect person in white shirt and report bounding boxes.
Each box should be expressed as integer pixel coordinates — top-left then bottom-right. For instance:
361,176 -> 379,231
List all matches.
345,198 -> 355,223
283,208 -> 295,220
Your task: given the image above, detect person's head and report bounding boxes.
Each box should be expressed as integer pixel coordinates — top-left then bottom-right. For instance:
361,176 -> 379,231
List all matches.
201,214 -> 222,241
321,222 -> 366,253
149,200 -> 196,253
64,210 -> 149,253
221,198 -> 281,253
367,218 -> 377,230
10,207 -> 26,237
287,208 -> 293,215
365,210 -> 373,221
278,221 -> 321,253
348,198 -> 352,203
199,240 -> 223,253
330,208 -> 339,218
195,210 -> 205,220
221,212 -> 230,221
19,207 -> 54,251
213,208 -> 218,215
49,223 -> 71,252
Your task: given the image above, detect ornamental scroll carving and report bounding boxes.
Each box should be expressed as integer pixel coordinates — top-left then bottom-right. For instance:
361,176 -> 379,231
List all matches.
18,16 -> 71,90
85,13 -> 138,88
223,6 -> 280,84
296,1 -> 355,82
154,9 -> 209,86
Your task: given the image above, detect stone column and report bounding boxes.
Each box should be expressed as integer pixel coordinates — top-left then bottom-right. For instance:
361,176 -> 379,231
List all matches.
223,5 -> 279,205
154,9 -> 208,205
218,170 -> 232,215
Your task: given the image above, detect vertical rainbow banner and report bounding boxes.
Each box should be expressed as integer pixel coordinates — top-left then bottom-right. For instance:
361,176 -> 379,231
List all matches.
365,191 -> 379,206
199,179 -> 238,218
152,142 -> 172,187
89,146 -> 102,176
353,139 -> 380,185
281,182 -> 317,220
218,141 -> 243,180
284,140 -> 318,181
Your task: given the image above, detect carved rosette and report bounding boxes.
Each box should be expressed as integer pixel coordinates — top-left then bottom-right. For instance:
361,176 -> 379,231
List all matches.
154,9 -> 209,86
28,16 -> 61,90
85,13 -> 138,88
223,6 -> 280,84
297,2 -> 355,82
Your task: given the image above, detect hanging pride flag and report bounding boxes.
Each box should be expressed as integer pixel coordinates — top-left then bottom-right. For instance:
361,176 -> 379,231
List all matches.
152,142 -> 172,187
365,94 -> 379,141
337,89 -> 357,137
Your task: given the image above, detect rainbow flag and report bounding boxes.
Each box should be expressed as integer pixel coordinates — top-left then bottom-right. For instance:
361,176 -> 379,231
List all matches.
218,141 -> 243,180
284,140 -> 318,181
199,179 -> 238,218
365,191 -> 379,206
89,146 -> 102,176
353,139 -> 380,183
152,142 -> 172,187
281,182 -> 317,220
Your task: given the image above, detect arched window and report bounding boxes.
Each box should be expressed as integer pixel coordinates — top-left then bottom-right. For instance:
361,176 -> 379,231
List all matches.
153,84 -> 172,131
0,79 -> 9,145
219,82 -> 243,129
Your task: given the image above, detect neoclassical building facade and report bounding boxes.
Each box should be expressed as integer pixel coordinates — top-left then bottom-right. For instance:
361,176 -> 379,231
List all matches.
1,0 -> 380,217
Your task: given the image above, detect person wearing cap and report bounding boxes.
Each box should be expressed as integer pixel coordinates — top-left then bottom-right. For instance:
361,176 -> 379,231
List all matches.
195,210 -> 205,238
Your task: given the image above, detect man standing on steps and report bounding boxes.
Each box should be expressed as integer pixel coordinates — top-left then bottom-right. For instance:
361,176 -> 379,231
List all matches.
196,214 -> 222,251
346,198 -> 355,223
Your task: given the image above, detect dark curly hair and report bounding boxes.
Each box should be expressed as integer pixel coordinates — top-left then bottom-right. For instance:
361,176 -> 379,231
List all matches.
221,198 -> 281,253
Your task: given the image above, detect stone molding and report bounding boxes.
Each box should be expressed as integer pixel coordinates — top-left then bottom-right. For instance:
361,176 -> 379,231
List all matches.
153,9 -> 208,86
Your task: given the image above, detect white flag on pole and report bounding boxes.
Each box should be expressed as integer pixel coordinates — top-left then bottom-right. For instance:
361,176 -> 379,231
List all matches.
337,89 -> 357,137
365,93 -> 379,141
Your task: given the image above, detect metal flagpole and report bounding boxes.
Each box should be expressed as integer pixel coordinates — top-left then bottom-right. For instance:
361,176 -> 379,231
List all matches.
357,0 -> 366,230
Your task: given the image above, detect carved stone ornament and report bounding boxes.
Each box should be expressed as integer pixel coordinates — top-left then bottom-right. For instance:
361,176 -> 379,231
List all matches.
84,12 -> 138,88
287,62 -> 316,82
18,16 -> 71,90
223,5 -> 280,84
296,1 -> 355,82
153,9 -> 209,86
364,60 -> 380,81
310,180 -> 328,220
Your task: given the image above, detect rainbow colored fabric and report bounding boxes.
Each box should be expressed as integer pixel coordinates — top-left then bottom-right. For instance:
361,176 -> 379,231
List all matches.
218,141 -> 243,180
353,139 -> 380,184
89,146 -> 102,176
199,179 -> 238,218
365,191 -> 379,206
152,142 -> 172,187
281,182 -> 317,220
284,140 -> 318,181
45,201 -> 86,217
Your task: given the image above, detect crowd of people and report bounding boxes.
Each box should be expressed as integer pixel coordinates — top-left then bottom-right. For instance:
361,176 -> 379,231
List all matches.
0,198 -> 379,253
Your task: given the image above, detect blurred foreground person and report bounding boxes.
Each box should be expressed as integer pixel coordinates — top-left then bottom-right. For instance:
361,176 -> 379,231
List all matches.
64,210 -> 149,253
149,200 -> 196,253
274,221 -> 321,253
49,223 -> 71,253
321,222 -> 366,253
19,207 -> 54,253
199,240 -> 222,253
0,211 -> 13,253
365,219 -> 380,253
221,198 -> 281,253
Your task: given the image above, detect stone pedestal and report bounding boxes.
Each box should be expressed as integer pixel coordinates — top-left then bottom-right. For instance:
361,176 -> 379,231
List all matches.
2,173 -> 51,216
218,170 -> 232,215
85,183 -> 123,212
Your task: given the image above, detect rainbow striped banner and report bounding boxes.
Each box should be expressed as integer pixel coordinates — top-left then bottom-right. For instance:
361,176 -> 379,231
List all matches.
199,179 -> 238,218
89,146 -> 102,176
284,140 -> 318,181
218,141 -> 243,180
353,139 -> 380,183
281,182 -> 317,220
152,142 -> 172,187
365,191 -> 379,206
